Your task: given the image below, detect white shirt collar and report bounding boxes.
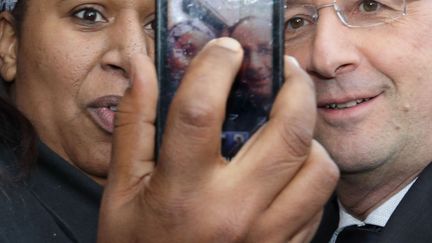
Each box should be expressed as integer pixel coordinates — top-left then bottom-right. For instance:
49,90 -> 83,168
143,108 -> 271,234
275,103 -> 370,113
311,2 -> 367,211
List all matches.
329,179 -> 416,243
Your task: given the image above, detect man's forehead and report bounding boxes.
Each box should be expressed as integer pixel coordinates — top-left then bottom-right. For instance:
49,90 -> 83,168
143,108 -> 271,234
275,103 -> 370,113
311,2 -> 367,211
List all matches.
286,0 -> 312,3
285,0 -> 325,5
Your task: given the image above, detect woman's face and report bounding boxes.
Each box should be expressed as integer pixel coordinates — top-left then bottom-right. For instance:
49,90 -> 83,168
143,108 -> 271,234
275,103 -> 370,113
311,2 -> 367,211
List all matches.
168,21 -> 215,80
171,31 -> 211,71
9,0 -> 155,183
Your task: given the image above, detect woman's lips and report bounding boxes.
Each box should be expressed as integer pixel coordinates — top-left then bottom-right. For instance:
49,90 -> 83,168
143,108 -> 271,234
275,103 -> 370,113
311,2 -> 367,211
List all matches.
87,95 -> 121,134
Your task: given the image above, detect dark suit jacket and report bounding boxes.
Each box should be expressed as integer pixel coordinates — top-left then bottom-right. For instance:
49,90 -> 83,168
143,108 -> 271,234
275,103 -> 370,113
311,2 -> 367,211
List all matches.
311,162 -> 432,243
0,142 -> 102,243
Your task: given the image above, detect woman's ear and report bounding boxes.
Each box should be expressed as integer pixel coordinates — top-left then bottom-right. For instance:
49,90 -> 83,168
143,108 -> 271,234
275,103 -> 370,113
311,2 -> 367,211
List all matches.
0,12 -> 17,83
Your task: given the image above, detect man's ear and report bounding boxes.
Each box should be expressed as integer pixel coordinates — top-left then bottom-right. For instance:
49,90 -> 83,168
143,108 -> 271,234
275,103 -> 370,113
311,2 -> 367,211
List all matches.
0,12 -> 17,83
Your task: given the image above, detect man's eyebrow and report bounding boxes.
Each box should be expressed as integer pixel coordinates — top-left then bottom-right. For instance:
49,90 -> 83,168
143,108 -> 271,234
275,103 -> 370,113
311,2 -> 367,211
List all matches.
57,0 -> 69,5
58,0 -> 73,4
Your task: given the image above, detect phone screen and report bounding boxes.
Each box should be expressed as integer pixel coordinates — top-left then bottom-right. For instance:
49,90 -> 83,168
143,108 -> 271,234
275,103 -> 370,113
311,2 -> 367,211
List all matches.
157,0 -> 284,158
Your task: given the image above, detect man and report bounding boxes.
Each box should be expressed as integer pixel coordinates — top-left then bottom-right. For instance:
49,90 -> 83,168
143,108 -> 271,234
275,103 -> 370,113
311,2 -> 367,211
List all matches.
283,0 -> 432,242
230,16 -> 273,106
0,0 -> 339,242
222,16 -> 274,157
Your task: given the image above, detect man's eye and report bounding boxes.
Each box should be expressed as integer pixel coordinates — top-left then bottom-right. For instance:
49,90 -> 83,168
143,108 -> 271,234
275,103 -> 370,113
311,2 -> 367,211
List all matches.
73,8 -> 107,23
359,0 -> 381,13
258,45 -> 272,56
285,16 -> 311,31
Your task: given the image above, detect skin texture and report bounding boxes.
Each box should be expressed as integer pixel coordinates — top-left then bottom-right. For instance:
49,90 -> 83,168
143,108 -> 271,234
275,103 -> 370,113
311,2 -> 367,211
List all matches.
2,0 -> 155,183
231,17 -> 273,100
285,0 -> 432,217
98,42 -> 339,243
0,0 -> 340,242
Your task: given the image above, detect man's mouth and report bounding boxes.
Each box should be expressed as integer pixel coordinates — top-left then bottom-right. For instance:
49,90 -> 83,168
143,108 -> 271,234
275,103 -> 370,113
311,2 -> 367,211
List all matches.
323,98 -> 372,110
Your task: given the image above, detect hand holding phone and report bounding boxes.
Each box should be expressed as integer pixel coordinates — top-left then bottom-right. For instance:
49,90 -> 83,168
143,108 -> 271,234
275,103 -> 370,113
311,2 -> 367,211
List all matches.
157,0 -> 284,158
99,42 -> 338,243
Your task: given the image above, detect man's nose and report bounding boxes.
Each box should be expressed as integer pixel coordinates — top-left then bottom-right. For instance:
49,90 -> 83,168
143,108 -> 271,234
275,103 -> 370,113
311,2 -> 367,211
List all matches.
306,7 -> 361,79
249,51 -> 264,70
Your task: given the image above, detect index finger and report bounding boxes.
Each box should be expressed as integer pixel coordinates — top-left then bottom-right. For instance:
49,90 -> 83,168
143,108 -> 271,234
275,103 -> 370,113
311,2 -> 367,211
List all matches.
158,38 -> 243,182
108,54 -> 158,189
230,56 -> 318,207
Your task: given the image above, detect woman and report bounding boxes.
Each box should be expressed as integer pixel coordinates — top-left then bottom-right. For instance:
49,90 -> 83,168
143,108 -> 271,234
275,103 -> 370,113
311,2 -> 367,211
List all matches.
0,0 -> 140,240
0,0 -> 338,242
0,0 -> 156,241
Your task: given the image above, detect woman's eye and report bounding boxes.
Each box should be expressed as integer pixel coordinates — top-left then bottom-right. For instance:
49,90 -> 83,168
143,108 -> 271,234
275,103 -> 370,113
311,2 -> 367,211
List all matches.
144,19 -> 156,34
359,0 -> 381,13
285,16 -> 311,31
73,8 -> 107,23
181,43 -> 197,57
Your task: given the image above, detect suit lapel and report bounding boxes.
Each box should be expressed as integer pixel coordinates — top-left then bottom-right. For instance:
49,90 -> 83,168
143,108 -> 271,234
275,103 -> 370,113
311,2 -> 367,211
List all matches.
379,162 -> 432,243
311,195 -> 339,243
311,163 -> 432,243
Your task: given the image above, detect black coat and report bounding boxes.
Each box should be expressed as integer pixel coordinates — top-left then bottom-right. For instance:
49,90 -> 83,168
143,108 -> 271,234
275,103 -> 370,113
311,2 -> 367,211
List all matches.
0,142 -> 102,243
311,162 -> 432,243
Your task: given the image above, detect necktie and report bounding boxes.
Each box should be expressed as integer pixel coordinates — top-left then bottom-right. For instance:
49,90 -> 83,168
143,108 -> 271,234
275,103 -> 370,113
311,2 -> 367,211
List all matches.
335,224 -> 383,243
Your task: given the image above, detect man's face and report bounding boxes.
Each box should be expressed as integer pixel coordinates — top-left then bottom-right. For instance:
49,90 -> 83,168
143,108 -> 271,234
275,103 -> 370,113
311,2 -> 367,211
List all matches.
232,17 -> 273,100
285,1 -> 432,173
11,0 -> 155,182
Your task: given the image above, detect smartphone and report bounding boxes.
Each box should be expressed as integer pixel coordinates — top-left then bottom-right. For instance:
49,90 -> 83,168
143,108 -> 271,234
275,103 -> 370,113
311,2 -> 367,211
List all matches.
157,0 -> 284,159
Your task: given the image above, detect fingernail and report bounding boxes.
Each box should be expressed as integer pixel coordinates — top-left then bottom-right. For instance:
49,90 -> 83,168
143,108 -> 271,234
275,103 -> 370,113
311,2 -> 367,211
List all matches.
286,56 -> 300,68
208,37 -> 242,52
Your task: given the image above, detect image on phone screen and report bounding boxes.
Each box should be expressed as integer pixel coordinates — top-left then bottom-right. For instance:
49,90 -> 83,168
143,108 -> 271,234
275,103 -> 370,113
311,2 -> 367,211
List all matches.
157,0 -> 283,158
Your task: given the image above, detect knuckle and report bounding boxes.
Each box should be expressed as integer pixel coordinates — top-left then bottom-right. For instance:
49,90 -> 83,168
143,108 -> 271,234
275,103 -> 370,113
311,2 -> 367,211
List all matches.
142,184 -> 191,227
113,110 -> 136,128
199,207 -> 250,243
318,158 -> 340,187
245,223 -> 283,243
176,101 -> 218,129
210,223 -> 246,243
311,142 -> 340,186
278,118 -> 313,158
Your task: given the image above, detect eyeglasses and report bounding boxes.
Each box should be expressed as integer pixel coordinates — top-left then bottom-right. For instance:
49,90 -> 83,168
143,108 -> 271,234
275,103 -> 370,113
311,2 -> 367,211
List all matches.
284,0 -> 407,42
